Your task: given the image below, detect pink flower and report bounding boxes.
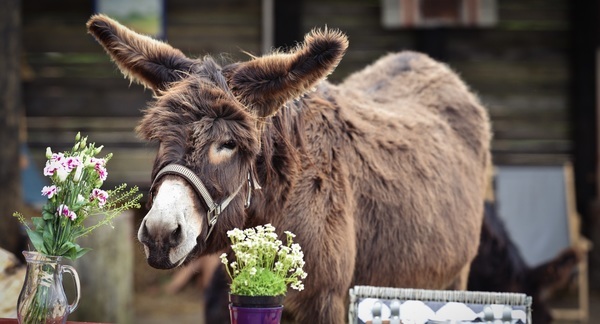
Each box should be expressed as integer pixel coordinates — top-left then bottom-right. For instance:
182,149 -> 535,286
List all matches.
88,158 -> 108,181
95,165 -> 108,181
90,189 -> 109,207
64,156 -> 81,171
89,158 -> 105,168
41,185 -> 58,199
44,154 -> 81,179
43,162 -> 57,176
57,204 -> 77,220
43,157 -> 64,176
57,204 -> 69,216
50,153 -> 65,163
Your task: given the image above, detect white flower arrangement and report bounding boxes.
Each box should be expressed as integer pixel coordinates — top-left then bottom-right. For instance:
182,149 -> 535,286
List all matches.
220,224 -> 307,296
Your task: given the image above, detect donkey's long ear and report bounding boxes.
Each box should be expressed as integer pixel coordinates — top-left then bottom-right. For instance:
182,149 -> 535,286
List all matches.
223,28 -> 348,117
87,14 -> 193,92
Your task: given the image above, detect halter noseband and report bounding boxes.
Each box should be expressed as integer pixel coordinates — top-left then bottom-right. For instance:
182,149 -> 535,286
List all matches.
149,164 -> 260,241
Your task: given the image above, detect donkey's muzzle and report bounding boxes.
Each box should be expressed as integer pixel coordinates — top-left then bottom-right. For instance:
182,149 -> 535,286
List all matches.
139,221 -> 184,269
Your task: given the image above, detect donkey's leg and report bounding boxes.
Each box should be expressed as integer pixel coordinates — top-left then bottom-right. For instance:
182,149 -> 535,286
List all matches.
285,236 -> 355,323
290,289 -> 348,324
446,262 -> 472,290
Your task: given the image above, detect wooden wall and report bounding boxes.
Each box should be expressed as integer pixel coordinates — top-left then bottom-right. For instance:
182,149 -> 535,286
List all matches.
22,0 -> 571,193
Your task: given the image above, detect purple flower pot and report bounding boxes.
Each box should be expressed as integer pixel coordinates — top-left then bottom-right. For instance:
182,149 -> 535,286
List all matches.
229,295 -> 284,324
229,305 -> 283,324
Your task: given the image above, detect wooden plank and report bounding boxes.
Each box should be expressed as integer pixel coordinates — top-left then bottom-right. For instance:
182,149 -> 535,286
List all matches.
22,0 -> 91,15
24,53 -> 120,78
492,153 -> 571,166
26,116 -> 150,151
482,94 -> 567,118
492,139 -> 571,154
492,120 -> 570,140
23,25 -> 103,53
24,78 -> 151,117
448,60 -> 568,95
446,30 -> 568,57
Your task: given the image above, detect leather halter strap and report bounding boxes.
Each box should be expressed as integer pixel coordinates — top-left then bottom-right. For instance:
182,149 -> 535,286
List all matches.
150,164 -> 260,242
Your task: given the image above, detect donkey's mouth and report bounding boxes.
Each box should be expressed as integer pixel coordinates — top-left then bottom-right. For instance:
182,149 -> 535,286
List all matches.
143,243 -> 189,269
146,250 -> 186,269
147,257 -> 175,269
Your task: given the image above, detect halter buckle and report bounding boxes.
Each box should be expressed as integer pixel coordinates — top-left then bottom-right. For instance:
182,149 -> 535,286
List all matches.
207,204 -> 220,226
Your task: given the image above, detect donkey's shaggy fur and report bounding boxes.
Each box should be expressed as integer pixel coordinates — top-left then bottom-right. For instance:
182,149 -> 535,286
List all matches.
88,14 -> 491,323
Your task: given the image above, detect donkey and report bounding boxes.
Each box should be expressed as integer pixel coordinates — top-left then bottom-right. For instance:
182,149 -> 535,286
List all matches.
87,14 -> 491,323
468,201 -> 581,323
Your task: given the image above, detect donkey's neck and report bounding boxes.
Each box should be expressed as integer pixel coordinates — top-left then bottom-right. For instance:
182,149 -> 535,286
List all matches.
250,84 -> 333,225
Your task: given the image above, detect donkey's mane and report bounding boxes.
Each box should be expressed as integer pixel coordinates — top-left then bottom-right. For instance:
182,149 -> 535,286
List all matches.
258,98 -> 309,187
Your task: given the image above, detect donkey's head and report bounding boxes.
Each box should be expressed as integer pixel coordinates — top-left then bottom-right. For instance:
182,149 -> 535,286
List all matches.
87,14 -> 347,269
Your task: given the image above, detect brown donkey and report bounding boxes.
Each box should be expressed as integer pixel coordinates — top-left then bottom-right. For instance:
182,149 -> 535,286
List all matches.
87,15 -> 491,323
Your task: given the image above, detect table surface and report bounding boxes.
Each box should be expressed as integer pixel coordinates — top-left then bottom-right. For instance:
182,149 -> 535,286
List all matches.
0,319 -> 109,324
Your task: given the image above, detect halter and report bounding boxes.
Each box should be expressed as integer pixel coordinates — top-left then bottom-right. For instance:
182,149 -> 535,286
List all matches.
149,164 -> 261,241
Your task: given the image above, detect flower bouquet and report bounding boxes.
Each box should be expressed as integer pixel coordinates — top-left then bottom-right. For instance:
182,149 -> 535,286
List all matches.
220,224 -> 307,324
13,132 -> 142,324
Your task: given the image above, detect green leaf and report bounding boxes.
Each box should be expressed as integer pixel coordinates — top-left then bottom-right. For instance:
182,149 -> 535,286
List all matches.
42,226 -> 55,253
31,217 -> 45,230
66,243 -> 87,260
42,210 -> 55,220
26,228 -> 47,254
75,247 -> 91,260
68,247 -> 78,260
57,241 -> 75,255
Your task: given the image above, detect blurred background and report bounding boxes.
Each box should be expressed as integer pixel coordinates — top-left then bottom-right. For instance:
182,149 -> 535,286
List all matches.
0,0 -> 598,323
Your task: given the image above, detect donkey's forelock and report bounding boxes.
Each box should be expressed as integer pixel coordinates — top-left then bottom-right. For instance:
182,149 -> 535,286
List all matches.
135,58 -> 256,141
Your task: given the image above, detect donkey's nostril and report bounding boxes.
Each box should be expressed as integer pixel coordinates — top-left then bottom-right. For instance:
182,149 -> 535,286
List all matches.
169,224 -> 183,245
139,221 -> 151,244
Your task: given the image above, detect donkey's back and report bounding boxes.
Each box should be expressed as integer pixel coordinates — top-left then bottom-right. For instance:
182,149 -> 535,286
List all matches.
327,51 -> 491,289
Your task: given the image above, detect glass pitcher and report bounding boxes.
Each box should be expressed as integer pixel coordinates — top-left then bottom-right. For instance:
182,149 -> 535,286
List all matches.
17,251 -> 80,324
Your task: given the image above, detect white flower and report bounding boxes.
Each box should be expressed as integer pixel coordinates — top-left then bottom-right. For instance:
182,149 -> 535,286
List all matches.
73,164 -> 84,182
249,267 -> 257,276
41,185 -> 58,199
274,261 -> 282,270
291,282 -> 304,291
56,166 -> 69,182
219,253 -> 228,265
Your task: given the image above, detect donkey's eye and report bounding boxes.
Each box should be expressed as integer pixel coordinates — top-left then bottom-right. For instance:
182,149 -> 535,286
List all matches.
219,140 -> 237,151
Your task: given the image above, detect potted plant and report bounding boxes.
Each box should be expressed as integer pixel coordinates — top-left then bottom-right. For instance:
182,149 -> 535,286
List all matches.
13,132 -> 142,324
220,224 -> 307,324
